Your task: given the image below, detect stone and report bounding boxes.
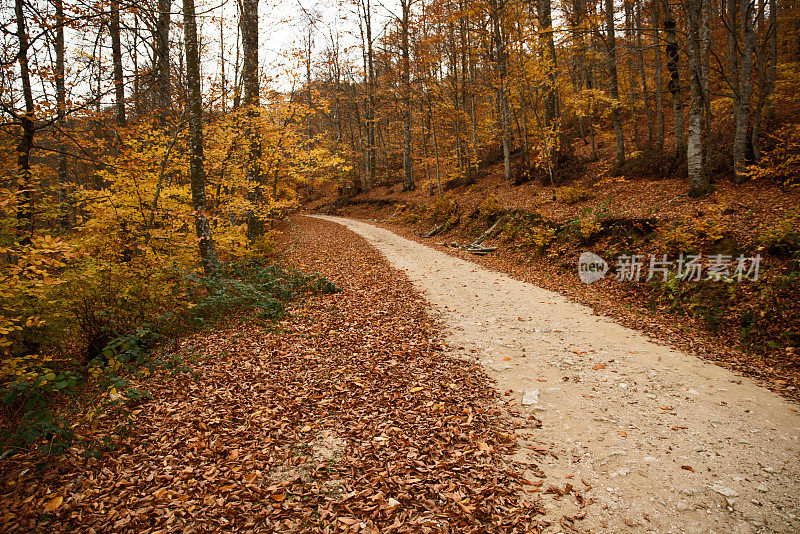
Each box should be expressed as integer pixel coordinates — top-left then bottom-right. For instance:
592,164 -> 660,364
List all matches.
710,483 -> 739,498
522,389 -> 540,405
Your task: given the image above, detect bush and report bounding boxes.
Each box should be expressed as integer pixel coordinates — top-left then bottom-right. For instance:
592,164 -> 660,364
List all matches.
559,186 -> 594,205
0,259 -> 340,455
759,212 -> 800,255
661,223 -> 693,252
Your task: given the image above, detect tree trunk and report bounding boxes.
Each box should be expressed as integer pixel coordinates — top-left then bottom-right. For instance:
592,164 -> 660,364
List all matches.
157,0 -> 171,120
182,0 -> 219,273
767,0 -> 776,120
686,0 -> 713,197
733,0 -> 755,184
539,0 -> 558,126
652,3 -> 665,151
401,0 -> 414,191
574,0 -> 598,159
726,0 -> 740,158
15,0 -> 35,244
625,0 -> 641,150
241,0 -> 263,238
635,0 -> 654,148
233,18 -> 241,109
359,0 -> 376,189
220,15 -> 226,110
701,0 -> 711,174
54,0 -> 70,229
492,0 -> 511,181
132,11 -> 140,116
605,0 -> 626,168
663,1 -> 685,157
111,0 -> 126,126
752,0 -> 773,160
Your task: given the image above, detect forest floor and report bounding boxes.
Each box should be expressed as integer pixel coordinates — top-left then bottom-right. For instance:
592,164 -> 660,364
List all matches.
313,215 -> 800,534
0,216 -> 549,533
310,173 -> 800,402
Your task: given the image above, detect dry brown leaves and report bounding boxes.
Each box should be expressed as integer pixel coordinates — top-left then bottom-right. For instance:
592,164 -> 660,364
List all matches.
363,216 -> 800,403
0,216 -> 544,533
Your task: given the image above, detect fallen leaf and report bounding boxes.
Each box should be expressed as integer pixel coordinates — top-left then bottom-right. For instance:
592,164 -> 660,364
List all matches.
43,496 -> 62,512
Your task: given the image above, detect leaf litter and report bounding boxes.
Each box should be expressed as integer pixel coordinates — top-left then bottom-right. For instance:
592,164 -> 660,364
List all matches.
0,216 -> 547,533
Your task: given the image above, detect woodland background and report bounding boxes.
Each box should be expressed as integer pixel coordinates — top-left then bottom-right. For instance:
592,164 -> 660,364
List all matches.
1,0 -> 800,451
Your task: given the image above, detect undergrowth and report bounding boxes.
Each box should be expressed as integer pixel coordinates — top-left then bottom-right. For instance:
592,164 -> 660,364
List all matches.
0,260 -> 340,455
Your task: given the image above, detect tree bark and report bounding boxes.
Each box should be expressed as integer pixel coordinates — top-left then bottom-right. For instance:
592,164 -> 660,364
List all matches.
726,0 -> 740,158
635,0 -> 654,148
15,0 -> 35,244
686,0 -> 713,197
182,0 -> 219,273
539,0 -> 558,126
157,0 -> 171,120
111,0 -> 126,126
605,0 -> 626,168
733,0 -> 755,184
358,0 -> 377,189
241,0 -> 264,238
54,0 -> 70,229
400,0 -> 414,191
492,0 -> 511,181
625,0 -> 641,150
663,1 -> 685,157
652,3 -> 665,152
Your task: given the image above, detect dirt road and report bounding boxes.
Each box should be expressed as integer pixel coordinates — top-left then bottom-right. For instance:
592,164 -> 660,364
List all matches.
312,215 -> 800,534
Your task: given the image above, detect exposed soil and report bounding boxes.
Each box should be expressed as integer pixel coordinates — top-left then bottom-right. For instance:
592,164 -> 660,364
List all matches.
328,207 -> 800,403
314,215 -> 800,534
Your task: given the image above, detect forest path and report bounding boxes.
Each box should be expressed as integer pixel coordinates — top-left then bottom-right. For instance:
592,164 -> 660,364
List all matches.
311,215 -> 800,534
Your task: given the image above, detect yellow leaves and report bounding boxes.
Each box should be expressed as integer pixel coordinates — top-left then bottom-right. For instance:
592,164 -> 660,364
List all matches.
24,316 -> 45,328
43,496 -> 63,512
409,386 -> 425,393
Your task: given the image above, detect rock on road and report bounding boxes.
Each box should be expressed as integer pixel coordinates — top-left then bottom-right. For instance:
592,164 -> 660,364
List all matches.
311,215 -> 800,534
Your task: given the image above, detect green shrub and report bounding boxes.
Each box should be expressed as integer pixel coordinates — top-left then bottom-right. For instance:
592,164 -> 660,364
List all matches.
559,186 -> 594,205
1,260 -> 339,455
759,212 -> 800,255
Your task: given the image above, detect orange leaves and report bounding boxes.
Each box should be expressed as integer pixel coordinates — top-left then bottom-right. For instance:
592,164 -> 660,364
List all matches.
42,496 -> 63,512
0,216 -> 546,533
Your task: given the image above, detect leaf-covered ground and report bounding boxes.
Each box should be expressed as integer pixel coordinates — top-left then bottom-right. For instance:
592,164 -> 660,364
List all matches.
0,216 -> 545,533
